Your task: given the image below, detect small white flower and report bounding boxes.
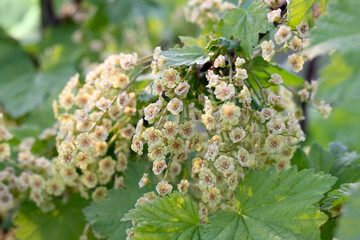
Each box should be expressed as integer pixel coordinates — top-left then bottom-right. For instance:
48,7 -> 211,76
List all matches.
229,127 -> 246,143
214,82 -> 235,101
318,103 -> 332,119
260,108 -> 274,122
153,160 -> 167,175
268,8 -> 281,22
237,148 -> 250,167
206,70 -> 220,88
234,68 -> 248,81
214,55 -> 226,68
214,155 -> 235,174
144,103 -> 160,121
177,179 -> 190,194
298,89 -> 310,102
74,109 -> 88,122
275,25 -> 291,44
288,54 -> 304,73
296,22 -> 309,38
261,40 -> 275,62
167,98 -> 183,115
174,82 -> 190,96
95,97 -> 112,111
269,73 -> 283,85
156,181 -> 173,195
267,118 -> 286,134
204,143 -> 219,161
235,57 -> 246,68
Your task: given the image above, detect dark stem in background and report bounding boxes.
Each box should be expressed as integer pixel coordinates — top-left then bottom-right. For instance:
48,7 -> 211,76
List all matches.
41,0 -> 59,28
300,57 -> 318,133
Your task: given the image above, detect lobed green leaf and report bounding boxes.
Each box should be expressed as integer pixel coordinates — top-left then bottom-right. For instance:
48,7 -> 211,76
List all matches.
336,188 -> 360,240
83,161 -> 154,240
218,0 -> 273,56
321,183 -> 360,211
205,166 -> 336,240
123,192 -> 203,240
162,46 -> 209,67
15,195 -> 89,240
287,0 -> 327,28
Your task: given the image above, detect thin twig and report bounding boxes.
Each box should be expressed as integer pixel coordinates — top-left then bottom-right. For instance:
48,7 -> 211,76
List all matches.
228,55 -> 233,83
248,69 -> 267,105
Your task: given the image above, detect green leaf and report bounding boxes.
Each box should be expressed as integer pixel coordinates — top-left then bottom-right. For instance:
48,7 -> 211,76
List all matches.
307,0 -> 360,101
308,99 -> 360,154
250,56 -> 304,87
287,0 -> 327,28
123,192 -> 203,240
83,161 -> 154,240
307,142 -> 360,188
162,46 -> 209,67
0,38 -> 37,118
291,148 -> 309,170
179,35 -> 209,50
321,183 -> 360,211
336,188 -> 360,240
0,33 -> 74,118
133,79 -> 153,91
218,1 -> 273,56
0,0 -> 40,39
317,54 -> 360,102
10,124 -> 41,140
105,0 -> 157,24
204,167 -> 336,240
320,218 -> 336,240
207,37 -> 241,52
308,0 -> 360,58
308,143 -> 334,173
15,195 -> 89,240
179,36 -> 199,47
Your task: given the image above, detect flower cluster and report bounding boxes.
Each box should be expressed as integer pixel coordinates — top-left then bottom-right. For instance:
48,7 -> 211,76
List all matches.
0,113 -> 12,163
0,52 -> 144,217
0,132 -> 58,214
261,21 -> 310,73
260,12 -> 331,118
53,52 -> 141,202
297,81 -> 332,118
185,0 -> 236,27
130,46 -> 307,220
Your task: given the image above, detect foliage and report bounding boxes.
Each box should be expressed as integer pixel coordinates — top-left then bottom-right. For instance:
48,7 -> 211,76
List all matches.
162,46 -> 209,67
0,0 -> 359,239
287,0 -> 327,27
218,0 -> 273,56
123,192 -> 203,240
83,162 -> 154,240
292,142 -> 360,188
307,0 -> 360,101
204,167 -> 336,240
321,183 -> 360,211
336,188 -> 360,240
14,195 -> 89,240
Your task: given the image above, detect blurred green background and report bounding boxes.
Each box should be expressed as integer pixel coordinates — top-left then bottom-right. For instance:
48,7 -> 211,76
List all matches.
0,0 -> 198,135
0,0 -> 358,152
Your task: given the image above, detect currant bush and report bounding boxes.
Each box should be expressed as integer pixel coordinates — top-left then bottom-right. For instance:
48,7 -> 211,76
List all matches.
1,0 -> 360,239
